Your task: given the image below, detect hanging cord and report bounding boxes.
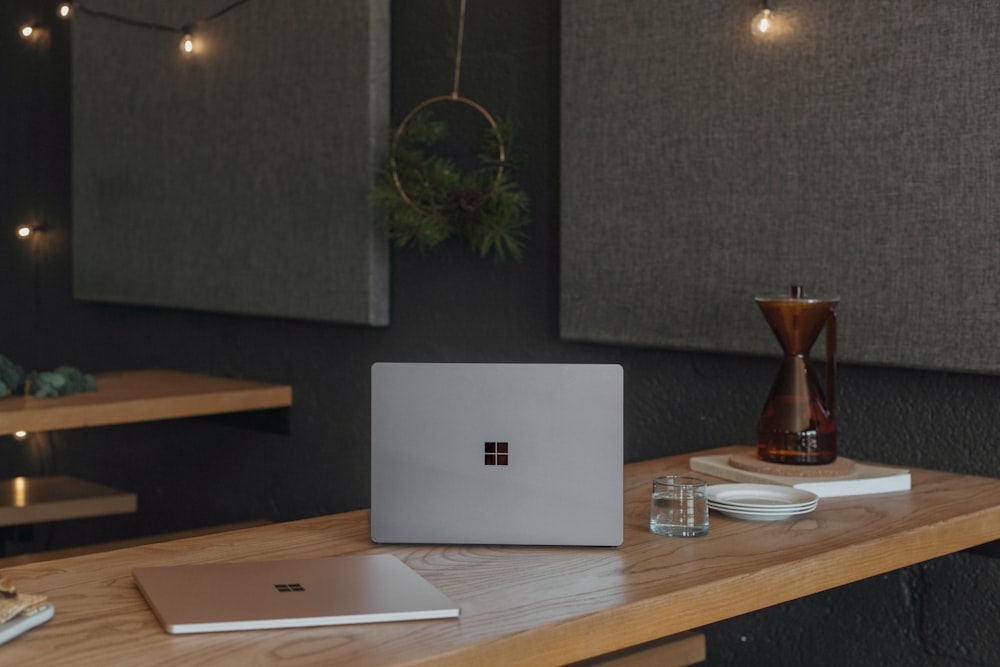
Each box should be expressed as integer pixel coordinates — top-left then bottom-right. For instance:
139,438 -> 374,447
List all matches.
75,0 -> 252,35
451,0 -> 467,98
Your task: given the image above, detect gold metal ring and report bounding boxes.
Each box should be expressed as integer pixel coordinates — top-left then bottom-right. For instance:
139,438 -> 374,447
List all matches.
389,94 -> 506,212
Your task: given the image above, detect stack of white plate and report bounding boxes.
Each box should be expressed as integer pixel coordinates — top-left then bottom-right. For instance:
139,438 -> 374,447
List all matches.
706,483 -> 819,522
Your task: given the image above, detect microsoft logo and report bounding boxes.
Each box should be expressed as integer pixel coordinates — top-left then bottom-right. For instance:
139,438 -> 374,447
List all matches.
484,442 -> 509,465
274,583 -> 304,593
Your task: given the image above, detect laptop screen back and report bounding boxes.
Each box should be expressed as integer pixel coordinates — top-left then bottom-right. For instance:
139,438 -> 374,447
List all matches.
370,363 -> 623,546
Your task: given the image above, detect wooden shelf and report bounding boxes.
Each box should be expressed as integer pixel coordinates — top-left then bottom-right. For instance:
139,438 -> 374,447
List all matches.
0,370 -> 289,529
0,369 -> 292,436
0,476 -> 136,527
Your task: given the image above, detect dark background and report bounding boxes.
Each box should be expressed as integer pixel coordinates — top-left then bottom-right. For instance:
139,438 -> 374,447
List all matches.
1,1 -> 998,664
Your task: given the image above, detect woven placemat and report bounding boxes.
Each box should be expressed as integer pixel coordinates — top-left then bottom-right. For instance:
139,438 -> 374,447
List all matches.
728,452 -> 857,478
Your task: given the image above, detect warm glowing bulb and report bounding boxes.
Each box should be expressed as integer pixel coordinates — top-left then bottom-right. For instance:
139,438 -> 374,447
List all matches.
13,477 -> 27,506
13,431 -> 28,441
20,24 -> 34,38
181,32 -> 194,53
57,3 -> 74,19
16,225 -> 33,238
752,8 -> 774,35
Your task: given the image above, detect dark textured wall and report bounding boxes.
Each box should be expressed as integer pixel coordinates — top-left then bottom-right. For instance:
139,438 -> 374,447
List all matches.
71,0 -> 390,326
561,0 -> 1000,376
1,1 -> 997,665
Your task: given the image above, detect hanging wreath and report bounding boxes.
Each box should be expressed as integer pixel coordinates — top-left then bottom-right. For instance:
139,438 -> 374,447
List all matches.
372,97 -> 530,262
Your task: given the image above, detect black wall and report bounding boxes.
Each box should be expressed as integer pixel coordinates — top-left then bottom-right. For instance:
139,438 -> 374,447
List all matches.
1,2 -> 998,664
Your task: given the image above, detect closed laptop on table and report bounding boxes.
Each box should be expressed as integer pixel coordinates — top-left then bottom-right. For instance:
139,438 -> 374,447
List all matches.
134,554 -> 460,634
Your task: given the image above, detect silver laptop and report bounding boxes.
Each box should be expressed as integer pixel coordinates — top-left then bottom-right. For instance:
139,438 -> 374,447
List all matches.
133,554 -> 460,634
370,363 -> 624,546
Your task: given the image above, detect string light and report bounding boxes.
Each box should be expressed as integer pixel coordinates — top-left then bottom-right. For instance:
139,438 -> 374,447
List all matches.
16,224 -> 40,239
17,0 -> 252,55
752,1 -> 775,36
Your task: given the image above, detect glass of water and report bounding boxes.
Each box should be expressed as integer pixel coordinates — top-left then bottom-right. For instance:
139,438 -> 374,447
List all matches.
650,476 -> 709,537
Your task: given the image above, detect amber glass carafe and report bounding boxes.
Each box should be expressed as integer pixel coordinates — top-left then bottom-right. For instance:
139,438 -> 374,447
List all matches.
756,286 -> 839,464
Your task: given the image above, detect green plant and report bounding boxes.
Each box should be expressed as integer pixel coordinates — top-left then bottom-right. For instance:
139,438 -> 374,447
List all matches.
372,110 -> 529,262
0,354 -> 96,399
0,354 -> 25,397
28,366 -> 97,398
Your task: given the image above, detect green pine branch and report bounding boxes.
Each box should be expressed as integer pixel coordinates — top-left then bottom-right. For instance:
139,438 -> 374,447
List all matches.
372,110 -> 530,262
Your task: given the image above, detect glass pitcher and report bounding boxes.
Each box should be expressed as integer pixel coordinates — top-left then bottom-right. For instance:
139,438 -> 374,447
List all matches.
755,286 -> 839,464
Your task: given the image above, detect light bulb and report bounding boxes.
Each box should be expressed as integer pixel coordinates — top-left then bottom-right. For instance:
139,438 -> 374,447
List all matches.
13,430 -> 29,441
752,8 -> 774,35
181,32 -> 194,53
20,24 -> 34,38
57,3 -> 74,19
16,225 -> 33,238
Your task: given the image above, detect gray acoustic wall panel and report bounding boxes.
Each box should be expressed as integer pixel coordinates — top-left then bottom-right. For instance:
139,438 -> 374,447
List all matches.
561,1 -> 1000,374
73,0 -> 389,325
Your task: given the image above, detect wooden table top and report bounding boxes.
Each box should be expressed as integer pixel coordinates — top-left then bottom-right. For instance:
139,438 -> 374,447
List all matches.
2,445 -> 999,666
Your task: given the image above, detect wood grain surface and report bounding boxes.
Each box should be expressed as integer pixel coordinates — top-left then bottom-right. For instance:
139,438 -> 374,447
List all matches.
0,446 -> 997,666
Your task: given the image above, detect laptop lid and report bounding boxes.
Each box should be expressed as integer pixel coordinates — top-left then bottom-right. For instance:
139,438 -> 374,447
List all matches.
133,554 -> 460,634
370,363 -> 624,546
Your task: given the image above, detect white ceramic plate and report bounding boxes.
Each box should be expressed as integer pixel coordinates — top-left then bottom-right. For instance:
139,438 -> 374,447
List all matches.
706,484 -> 819,509
711,505 -> 817,522
707,496 -> 818,509
708,501 -> 817,514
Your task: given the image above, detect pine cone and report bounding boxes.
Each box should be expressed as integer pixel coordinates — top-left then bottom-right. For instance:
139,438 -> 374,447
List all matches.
458,187 -> 487,212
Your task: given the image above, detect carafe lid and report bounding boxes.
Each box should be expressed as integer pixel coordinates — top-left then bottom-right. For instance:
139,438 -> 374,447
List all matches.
755,285 -> 839,304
